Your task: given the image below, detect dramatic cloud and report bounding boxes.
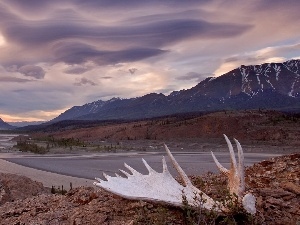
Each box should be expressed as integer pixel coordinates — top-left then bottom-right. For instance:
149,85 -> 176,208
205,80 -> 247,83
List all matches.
0,0 -> 299,121
3,18 -> 251,48
101,76 -> 112,79
0,1 -> 251,69
128,68 -> 138,75
214,42 -> 300,76
224,43 -> 300,64
53,42 -> 167,65
0,77 -> 32,83
18,65 -> 45,79
177,72 -> 213,82
63,65 -> 91,74
74,77 -> 96,86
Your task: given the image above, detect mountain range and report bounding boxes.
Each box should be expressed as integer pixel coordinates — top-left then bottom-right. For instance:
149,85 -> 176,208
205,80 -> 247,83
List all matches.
51,60 -> 300,122
7,121 -> 46,127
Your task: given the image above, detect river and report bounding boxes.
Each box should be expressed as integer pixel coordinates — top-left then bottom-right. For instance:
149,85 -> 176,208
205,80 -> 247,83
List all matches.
0,134 -> 283,187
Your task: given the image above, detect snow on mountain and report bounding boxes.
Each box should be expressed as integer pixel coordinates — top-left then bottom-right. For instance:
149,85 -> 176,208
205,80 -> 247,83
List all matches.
236,60 -> 300,97
193,59 -> 300,99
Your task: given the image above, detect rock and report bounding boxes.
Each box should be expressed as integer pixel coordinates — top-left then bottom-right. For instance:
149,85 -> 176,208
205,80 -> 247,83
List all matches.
258,188 -> 294,198
280,182 -> 300,195
266,197 -> 289,208
0,173 -> 49,206
255,195 -> 263,206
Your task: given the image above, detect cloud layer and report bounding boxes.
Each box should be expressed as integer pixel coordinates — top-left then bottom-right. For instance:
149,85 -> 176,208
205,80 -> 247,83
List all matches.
0,0 -> 300,121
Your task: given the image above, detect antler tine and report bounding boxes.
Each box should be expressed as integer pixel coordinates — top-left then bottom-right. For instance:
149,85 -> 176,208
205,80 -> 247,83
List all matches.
211,151 -> 229,175
119,169 -> 131,177
211,135 -> 246,201
162,156 -> 169,173
223,134 -> 238,172
234,138 -> 245,192
94,177 -> 102,183
142,158 -> 157,175
164,144 -> 192,187
103,172 -> 113,181
124,163 -> 142,176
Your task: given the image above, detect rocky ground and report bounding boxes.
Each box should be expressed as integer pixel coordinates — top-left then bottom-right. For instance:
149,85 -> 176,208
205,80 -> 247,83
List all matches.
246,153 -> 300,224
0,173 -> 49,205
0,153 -> 299,225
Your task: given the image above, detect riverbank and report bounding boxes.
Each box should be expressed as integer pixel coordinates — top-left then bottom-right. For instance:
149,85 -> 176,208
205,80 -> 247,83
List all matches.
0,159 -> 94,188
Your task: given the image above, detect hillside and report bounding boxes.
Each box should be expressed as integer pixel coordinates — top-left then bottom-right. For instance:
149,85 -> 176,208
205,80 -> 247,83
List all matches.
51,60 -> 300,122
31,110 -> 300,152
0,118 -> 15,130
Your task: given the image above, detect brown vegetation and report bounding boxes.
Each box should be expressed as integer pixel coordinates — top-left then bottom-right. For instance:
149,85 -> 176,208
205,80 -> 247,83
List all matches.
30,110 -> 300,154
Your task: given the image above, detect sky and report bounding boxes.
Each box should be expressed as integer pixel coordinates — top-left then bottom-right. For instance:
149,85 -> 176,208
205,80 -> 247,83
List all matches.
0,0 -> 300,122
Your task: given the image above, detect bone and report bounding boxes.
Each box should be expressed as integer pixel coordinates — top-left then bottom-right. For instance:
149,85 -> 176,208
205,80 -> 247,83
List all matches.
94,135 -> 256,215
223,134 -> 238,172
164,144 -> 192,187
124,163 -> 141,176
211,135 -> 245,200
119,169 -> 131,177
142,158 -> 157,175
235,138 -> 245,192
211,151 -> 229,175
162,156 -> 168,173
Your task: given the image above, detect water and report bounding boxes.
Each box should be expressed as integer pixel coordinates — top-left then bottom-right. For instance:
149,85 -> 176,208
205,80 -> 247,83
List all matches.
0,133 -> 19,149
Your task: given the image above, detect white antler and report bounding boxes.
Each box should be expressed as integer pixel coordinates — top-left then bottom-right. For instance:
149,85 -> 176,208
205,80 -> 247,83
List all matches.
211,134 -> 256,214
94,135 -> 256,214
94,144 -> 219,210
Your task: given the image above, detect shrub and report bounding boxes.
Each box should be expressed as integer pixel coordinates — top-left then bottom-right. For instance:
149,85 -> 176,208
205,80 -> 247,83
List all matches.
14,141 -> 48,154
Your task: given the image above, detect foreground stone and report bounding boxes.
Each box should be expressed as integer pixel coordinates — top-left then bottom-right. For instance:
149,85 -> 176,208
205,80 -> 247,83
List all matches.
0,173 -> 49,205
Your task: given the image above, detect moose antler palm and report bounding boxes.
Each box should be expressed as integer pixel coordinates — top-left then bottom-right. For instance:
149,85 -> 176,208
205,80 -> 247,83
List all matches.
94,135 -> 256,214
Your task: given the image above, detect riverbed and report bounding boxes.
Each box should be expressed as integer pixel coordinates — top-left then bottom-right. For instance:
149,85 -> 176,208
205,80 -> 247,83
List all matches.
0,134 -> 285,188
0,133 -> 19,150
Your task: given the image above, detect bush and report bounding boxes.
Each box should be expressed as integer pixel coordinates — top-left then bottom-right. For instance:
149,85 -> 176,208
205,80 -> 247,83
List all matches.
14,141 -> 48,154
181,190 -> 256,225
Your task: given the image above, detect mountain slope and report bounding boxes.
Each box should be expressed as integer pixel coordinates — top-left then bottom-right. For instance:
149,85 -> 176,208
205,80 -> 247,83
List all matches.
52,60 -> 300,122
0,118 -> 16,130
193,59 -> 300,98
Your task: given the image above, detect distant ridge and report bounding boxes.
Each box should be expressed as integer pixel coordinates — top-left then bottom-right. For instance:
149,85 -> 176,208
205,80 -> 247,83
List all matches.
8,121 -> 46,127
51,59 -> 300,122
0,118 -> 16,130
